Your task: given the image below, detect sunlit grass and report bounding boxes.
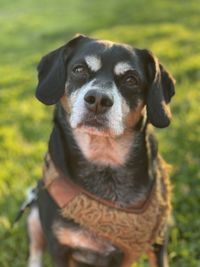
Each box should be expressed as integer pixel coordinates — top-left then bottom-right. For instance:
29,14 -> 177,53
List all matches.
0,0 -> 200,266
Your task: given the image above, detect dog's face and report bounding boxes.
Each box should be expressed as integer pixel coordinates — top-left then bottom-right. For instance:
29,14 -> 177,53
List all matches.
65,39 -> 149,136
36,35 -> 175,136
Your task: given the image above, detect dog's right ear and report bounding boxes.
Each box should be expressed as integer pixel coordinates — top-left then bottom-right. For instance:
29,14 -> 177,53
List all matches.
140,49 -> 175,128
36,34 -> 87,105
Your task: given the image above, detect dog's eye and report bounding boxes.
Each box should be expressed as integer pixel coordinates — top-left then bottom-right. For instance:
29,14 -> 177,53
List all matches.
73,65 -> 88,76
123,74 -> 138,87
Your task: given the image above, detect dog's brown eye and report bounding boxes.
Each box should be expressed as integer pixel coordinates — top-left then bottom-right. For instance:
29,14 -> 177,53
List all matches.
73,65 -> 88,75
123,75 -> 138,87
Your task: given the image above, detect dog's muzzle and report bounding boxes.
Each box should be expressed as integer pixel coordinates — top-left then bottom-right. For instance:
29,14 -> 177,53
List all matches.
82,89 -> 114,131
69,80 -> 126,136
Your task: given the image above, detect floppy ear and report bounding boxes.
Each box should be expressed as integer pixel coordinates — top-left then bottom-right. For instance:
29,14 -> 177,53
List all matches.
35,34 -> 87,105
143,50 -> 175,128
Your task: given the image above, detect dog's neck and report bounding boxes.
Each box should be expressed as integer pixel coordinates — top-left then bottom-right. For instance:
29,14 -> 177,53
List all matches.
48,104 -> 155,205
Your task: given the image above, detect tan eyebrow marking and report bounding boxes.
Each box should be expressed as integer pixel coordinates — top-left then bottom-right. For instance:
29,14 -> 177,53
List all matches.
85,55 -> 102,72
114,62 -> 133,75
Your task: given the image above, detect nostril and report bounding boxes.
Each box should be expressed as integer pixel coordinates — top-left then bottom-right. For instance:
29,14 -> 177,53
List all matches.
84,90 -> 113,113
101,96 -> 113,107
84,95 -> 96,104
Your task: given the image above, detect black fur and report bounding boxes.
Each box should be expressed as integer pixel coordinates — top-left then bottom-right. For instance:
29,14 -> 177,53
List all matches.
139,49 -> 175,128
36,35 -> 87,105
33,35 -> 175,267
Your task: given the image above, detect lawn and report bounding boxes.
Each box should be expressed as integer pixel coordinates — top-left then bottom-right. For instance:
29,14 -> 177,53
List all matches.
0,0 -> 200,266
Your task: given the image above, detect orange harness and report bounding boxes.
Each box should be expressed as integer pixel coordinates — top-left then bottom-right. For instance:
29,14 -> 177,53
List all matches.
43,153 -> 171,266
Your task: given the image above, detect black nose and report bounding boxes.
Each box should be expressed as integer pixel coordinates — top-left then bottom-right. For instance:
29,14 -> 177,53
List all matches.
84,90 -> 113,114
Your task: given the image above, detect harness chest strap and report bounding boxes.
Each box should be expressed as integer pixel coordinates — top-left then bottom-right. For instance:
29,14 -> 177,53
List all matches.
43,170 -> 156,213
44,173 -> 79,209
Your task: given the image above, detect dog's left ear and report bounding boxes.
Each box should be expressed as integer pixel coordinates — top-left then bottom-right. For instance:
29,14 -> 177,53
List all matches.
141,49 -> 175,128
36,34 -> 87,105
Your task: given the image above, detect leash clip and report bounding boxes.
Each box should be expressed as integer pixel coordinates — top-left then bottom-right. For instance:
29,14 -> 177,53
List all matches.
13,187 -> 38,225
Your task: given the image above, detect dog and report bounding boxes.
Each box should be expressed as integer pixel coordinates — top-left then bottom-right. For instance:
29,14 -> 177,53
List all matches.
27,34 -> 175,267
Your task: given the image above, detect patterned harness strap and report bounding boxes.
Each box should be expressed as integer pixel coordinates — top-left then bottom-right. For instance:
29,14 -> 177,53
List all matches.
43,164 -> 156,213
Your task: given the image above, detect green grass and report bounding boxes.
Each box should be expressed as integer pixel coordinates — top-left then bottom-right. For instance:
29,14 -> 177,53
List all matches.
0,0 -> 200,266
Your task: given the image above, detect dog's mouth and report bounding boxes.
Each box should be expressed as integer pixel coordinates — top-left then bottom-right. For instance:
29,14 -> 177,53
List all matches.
76,115 -> 113,136
84,117 -> 105,128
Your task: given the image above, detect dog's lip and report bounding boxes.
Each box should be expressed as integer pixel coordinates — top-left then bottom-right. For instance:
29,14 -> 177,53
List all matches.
81,114 -> 107,127
83,118 -> 104,127
76,117 -> 113,137
74,115 -> 121,137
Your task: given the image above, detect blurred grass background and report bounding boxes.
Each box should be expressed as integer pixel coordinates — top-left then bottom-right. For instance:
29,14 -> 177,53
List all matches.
0,0 -> 200,266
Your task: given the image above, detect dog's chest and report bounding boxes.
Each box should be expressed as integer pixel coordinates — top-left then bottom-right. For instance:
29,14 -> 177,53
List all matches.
43,154 -> 171,264
76,164 -> 147,205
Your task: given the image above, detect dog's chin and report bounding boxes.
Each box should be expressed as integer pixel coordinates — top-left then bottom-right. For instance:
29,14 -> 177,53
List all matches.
75,125 -> 114,137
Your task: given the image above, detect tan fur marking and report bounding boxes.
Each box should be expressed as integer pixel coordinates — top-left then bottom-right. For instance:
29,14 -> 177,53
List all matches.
147,249 -> 159,267
60,94 -> 71,114
124,101 -> 145,129
27,207 -> 45,267
43,153 -> 60,186
53,222 -> 115,253
68,257 -> 76,267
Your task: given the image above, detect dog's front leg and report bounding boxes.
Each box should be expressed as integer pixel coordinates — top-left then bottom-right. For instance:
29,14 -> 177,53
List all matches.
147,244 -> 169,267
27,206 -> 45,267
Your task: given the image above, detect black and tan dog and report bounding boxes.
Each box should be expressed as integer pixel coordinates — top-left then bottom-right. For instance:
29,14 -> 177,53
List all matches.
27,34 -> 175,267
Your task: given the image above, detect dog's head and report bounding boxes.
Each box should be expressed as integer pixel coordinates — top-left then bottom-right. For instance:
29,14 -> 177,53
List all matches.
36,34 -> 175,137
